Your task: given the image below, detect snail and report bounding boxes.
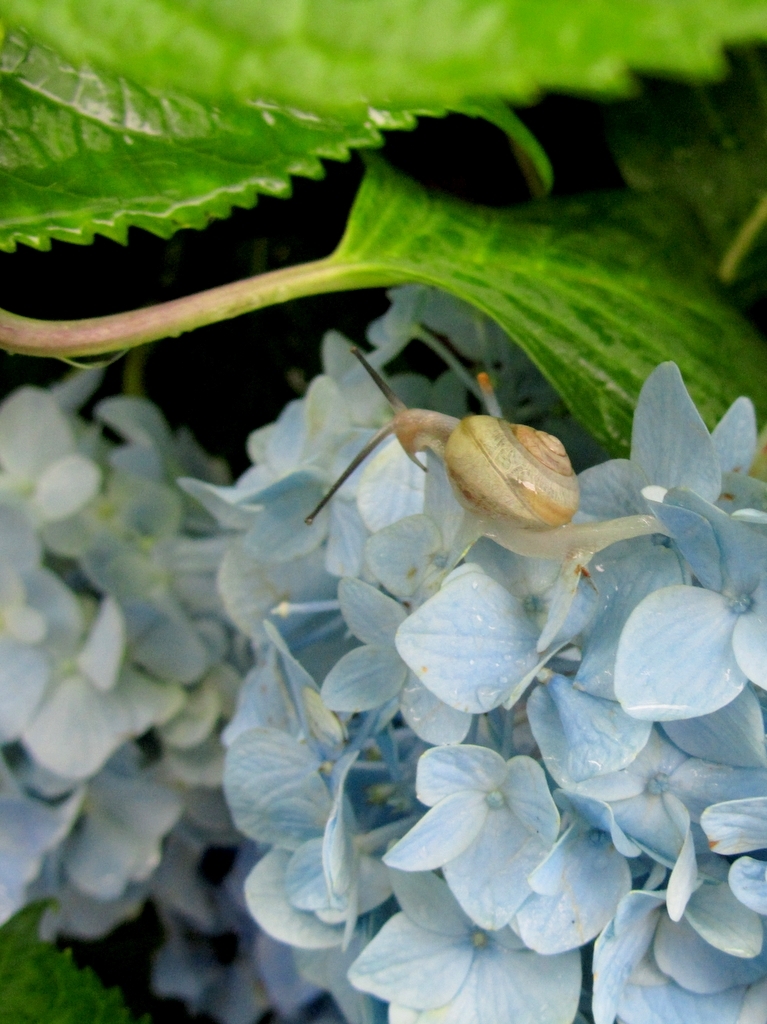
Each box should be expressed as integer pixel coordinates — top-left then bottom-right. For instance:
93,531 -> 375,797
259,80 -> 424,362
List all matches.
305,348 -> 665,565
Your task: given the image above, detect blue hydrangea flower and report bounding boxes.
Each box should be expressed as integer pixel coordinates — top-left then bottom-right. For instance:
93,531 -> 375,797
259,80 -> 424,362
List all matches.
384,744 -> 559,929
348,869 -> 582,1024
615,488 -> 767,719
594,885 -> 767,1024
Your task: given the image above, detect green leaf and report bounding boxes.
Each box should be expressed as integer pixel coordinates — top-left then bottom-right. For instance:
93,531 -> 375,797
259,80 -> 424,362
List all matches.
2,0 -> 767,109
0,29 -> 550,251
0,903 -> 146,1024
328,158 -> 767,452
0,28 -> 427,251
606,46 -> 767,305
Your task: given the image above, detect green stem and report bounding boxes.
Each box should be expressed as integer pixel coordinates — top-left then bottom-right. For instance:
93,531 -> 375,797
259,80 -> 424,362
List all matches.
719,193 -> 767,284
0,256 -> 396,359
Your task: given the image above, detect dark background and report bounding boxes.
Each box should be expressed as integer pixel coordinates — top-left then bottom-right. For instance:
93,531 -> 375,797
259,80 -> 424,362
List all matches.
0,94 -> 711,1021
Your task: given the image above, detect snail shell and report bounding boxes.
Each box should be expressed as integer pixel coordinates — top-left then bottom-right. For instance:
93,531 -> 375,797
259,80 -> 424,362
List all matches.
444,415 -> 579,528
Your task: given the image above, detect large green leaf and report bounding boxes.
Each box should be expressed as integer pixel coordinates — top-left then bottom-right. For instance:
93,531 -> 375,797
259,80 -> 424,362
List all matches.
329,159 -> 767,451
2,0 -> 767,109
0,903 -> 146,1024
0,29 -> 551,251
0,28 -> 416,250
606,46 -> 767,306
2,159 -> 765,453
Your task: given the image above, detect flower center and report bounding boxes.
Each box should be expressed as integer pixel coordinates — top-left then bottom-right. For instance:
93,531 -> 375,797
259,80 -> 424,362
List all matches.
485,790 -> 505,809
647,772 -> 670,795
723,590 -> 754,615
471,930 -> 488,948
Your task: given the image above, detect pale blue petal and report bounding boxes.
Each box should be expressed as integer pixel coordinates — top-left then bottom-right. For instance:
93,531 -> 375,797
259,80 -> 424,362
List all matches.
322,751 -> 358,901
646,498 -> 723,590
563,794 -> 642,858
529,677 -> 652,784
444,806 -> 550,929
718,472 -> 767,518
501,757 -> 560,843
64,771 -> 181,900
364,515 -> 442,599
399,674 -> 472,745
125,599 -> 208,683
416,745 -> 507,804
535,556 -> 589,653
396,565 -> 539,714
50,368 -> 104,413
322,645 -> 407,712
244,849 -> 343,949
0,638 -> 49,741
519,826 -> 631,954
631,363 -> 720,502
712,397 -> 757,475
729,858 -> 767,916
221,655 -> 299,746
294,935 -> 372,1024
223,727 -> 330,848
284,839 -> 334,912
436,942 -> 581,1024
654,914 -> 767,994
618,979 -> 745,1024
733,599 -> 767,690
242,472 -> 329,563
338,578 -> 406,646
667,758 -> 767,821
347,912 -> 472,1010
423,452 -> 468,556
701,797 -> 767,854
389,869 -> 473,937
0,505 -> 40,572
109,443 -> 163,481
592,890 -> 665,1024
663,487 -> 767,593
23,675 -> 141,780
685,881 -> 763,958
25,566 -> 82,657
0,793 -> 79,924
666,814 -> 697,921
356,440 -> 425,533
611,791 -> 689,866
95,395 -> 174,459
263,398 -> 306,473
384,791 -> 488,871
615,585 -> 745,720
366,285 -> 424,349
576,538 -> 684,699
0,386 -> 75,478
356,855 -> 392,915
218,542 -> 335,639
33,453 -> 100,521
77,597 -> 125,692
325,497 -> 368,578
177,476 -> 265,529
577,459 -> 647,519
662,686 -> 767,768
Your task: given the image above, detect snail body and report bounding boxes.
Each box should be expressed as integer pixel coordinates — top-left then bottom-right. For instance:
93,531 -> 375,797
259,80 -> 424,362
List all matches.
306,347 -> 664,564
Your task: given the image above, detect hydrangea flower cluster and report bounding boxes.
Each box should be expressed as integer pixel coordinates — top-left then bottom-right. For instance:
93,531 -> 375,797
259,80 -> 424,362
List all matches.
2,284 -> 767,1024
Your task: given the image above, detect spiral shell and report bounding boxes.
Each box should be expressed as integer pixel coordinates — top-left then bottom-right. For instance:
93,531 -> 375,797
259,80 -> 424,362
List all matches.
443,416 -> 579,528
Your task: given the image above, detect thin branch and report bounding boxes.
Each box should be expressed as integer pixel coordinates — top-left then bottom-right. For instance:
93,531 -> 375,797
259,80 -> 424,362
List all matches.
719,193 -> 767,284
0,256 -> 395,359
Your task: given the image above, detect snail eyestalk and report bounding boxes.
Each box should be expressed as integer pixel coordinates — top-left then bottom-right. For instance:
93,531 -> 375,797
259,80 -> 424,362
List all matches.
304,421 -> 396,524
349,347 -> 407,411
